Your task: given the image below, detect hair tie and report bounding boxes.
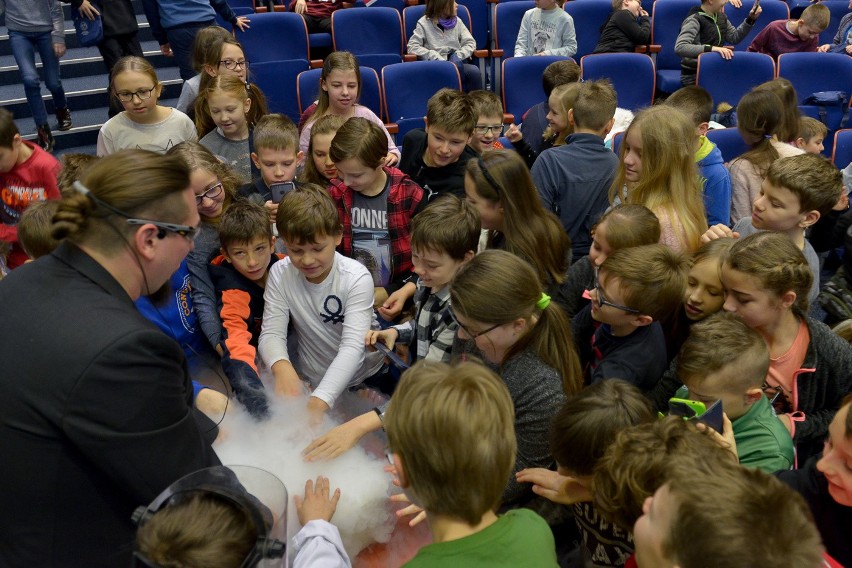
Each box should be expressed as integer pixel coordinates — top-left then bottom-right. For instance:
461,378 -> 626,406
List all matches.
536,292 -> 551,310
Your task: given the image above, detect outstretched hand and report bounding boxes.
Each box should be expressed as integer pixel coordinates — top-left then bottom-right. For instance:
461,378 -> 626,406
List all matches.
295,476 -> 342,525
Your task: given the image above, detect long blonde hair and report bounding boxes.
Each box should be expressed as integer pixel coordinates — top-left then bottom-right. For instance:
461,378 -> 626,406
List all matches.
609,106 -> 706,252
543,83 -> 581,146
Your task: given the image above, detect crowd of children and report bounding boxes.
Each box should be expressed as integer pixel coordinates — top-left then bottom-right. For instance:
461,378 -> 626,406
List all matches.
3,2 -> 852,565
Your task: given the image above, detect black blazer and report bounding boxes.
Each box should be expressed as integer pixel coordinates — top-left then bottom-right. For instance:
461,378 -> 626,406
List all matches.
0,242 -> 221,567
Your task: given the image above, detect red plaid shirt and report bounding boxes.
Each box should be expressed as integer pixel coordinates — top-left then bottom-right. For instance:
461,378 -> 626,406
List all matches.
329,166 -> 424,292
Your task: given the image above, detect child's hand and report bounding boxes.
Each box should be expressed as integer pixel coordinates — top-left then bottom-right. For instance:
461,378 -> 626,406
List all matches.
53,43 -> 66,58
294,0 -> 308,14
697,412 -> 739,461
505,123 -> 523,143
516,468 -> 592,505
639,8 -> 649,16
390,492 -> 427,527
295,476 -> 342,525
384,153 -> 399,167
264,200 -> 278,224
79,0 -> 100,19
729,0 -> 742,7
700,223 -> 738,244
833,192 -> 850,211
195,388 -> 230,421
303,422 -> 362,461
365,328 -> 399,352
748,2 -> 762,18
307,396 -> 330,426
817,44 -> 831,52
378,282 -> 416,320
272,361 -> 305,397
711,46 -> 734,59
234,16 -> 251,31
160,43 -> 173,57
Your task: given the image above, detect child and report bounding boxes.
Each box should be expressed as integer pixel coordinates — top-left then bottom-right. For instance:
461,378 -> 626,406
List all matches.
795,116 -> 828,155
748,3 -> 831,59
209,201 -> 284,418
719,232 -> 852,465
3,0 -> 72,152
175,26 -> 232,114
0,108 -> 62,269
452,250 -> 582,507
187,34 -> 269,127
298,52 -> 399,166
167,141 -> 241,351
729,88 -> 804,222
675,0 -> 761,86
572,244 -> 689,391
532,79 -> 620,261
465,150 -> 570,303
514,0 -> 577,57
386,360 -> 559,567
756,77 -> 802,144
634,455 -> 825,568
399,87 -> 478,198
258,184 -> 385,417
302,195 -> 480,461
610,105 -> 707,253
519,59 -> 581,155
197,74 -> 263,183
407,0 -> 481,92
559,204 -> 661,318
593,0 -> 651,54
291,0 -> 344,33
239,114 -> 304,224
664,86 -> 733,227
17,200 -> 60,261
823,0 -> 852,54
707,153 -> 842,307
507,82 -> 580,168
468,90 -> 505,152
97,56 -> 197,156
778,394 -> 852,566
328,117 -> 425,308
517,380 -> 655,567
301,114 -> 346,188
675,312 -> 795,473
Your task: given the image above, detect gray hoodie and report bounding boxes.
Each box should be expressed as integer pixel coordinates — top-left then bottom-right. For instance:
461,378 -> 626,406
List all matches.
0,0 -> 65,45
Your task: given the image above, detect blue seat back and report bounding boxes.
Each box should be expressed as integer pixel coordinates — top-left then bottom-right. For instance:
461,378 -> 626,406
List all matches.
251,59 -> 309,123
236,12 -> 309,64
706,127 -> 750,163
493,1 -> 534,55
457,0 -> 489,49
581,53 -> 655,112
563,0 -> 614,59
332,7 -> 404,72
652,0 -> 699,93
832,128 -> 852,169
382,61 -> 462,138
818,0 -> 851,45
502,56 -> 570,122
696,51 -> 776,108
296,66 -> 383,120
725,0 -> 789,51
778,52 -> 852,132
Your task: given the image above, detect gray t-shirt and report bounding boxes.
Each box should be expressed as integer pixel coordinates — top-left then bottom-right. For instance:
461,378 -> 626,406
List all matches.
351,181 -> 390,287
199,128 -> 252,184
733,218 -> 819,307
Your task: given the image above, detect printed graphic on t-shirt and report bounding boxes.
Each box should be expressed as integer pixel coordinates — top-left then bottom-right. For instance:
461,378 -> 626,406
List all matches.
352,193 -> 391,287
320,294 -> 345,324
573,502 -> 634,567
135,139 -> 178,154
532,18 -> 558,54
0,181 -> 49,226
175,272 -> 196,334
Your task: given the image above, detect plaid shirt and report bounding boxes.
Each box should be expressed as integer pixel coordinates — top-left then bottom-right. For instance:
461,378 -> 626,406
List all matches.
393,281 -> 456,363
330,166 -> 424,293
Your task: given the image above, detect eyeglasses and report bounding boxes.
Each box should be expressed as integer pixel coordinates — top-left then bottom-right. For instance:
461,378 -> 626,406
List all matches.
448,305 -> 501,339
477,156 -> 502,195
126,219 -> 201,240
195,182 -> 224,205
115,87 -> 156,103
593,267 -> 640,314
474,124 -> 505,136
219,59 -> 249,70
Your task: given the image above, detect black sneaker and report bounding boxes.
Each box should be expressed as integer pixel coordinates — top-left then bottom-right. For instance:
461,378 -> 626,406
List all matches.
56,107 -> 72,131
37,124 -> 55,153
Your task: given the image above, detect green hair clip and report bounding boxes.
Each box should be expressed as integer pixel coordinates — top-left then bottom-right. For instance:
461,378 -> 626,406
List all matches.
536,292 -> 551,310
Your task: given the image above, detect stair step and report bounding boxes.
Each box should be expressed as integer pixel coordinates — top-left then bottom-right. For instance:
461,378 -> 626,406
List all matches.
0,15 -> 158,57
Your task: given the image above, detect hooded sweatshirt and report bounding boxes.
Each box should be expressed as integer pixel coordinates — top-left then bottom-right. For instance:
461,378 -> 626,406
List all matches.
695,135 -> 732,226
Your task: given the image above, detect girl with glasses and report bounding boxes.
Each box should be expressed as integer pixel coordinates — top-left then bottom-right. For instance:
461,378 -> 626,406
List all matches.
451,249 -> 582,510
167,142 -> 241,352
97,56 -> 197,156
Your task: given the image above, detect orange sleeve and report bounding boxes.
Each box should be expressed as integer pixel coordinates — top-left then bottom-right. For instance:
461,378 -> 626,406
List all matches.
220,289 -> 258,374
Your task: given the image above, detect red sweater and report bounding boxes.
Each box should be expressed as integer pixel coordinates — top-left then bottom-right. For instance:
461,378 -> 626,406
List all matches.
0,141 -> 61,268
747,19 -> 819,59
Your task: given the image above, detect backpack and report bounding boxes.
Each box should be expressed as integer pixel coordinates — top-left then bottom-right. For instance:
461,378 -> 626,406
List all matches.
802,91 -> 850,130
71,1 -> 103,48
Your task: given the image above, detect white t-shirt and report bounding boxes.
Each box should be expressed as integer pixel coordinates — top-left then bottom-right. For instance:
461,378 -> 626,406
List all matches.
96,108 -> 198,156
258,252 -> 384,408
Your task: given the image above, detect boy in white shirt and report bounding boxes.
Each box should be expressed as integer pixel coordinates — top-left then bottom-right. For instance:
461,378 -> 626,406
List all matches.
259,183 -> 384,420
514,0 -> 577,57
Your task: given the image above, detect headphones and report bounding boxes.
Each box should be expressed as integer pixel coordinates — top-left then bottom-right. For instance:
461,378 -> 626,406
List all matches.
131,466 -> 287,568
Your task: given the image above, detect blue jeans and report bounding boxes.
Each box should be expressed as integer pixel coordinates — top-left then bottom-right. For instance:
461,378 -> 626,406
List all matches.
9,30 -> 67,127
166,20 -> 214,80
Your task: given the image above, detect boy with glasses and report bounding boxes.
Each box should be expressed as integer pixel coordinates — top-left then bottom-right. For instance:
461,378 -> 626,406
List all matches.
572,244 -> 688,391
468,90 -> 506,152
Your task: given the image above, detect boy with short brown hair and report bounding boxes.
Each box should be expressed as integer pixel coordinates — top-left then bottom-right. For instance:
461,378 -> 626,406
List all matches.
748,3 -> 831,59
399,88 -> 478,199
572,244 -> 689,390
386,360 -> 558,567
795,116 -> 828,155
468,90 -> 505,152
